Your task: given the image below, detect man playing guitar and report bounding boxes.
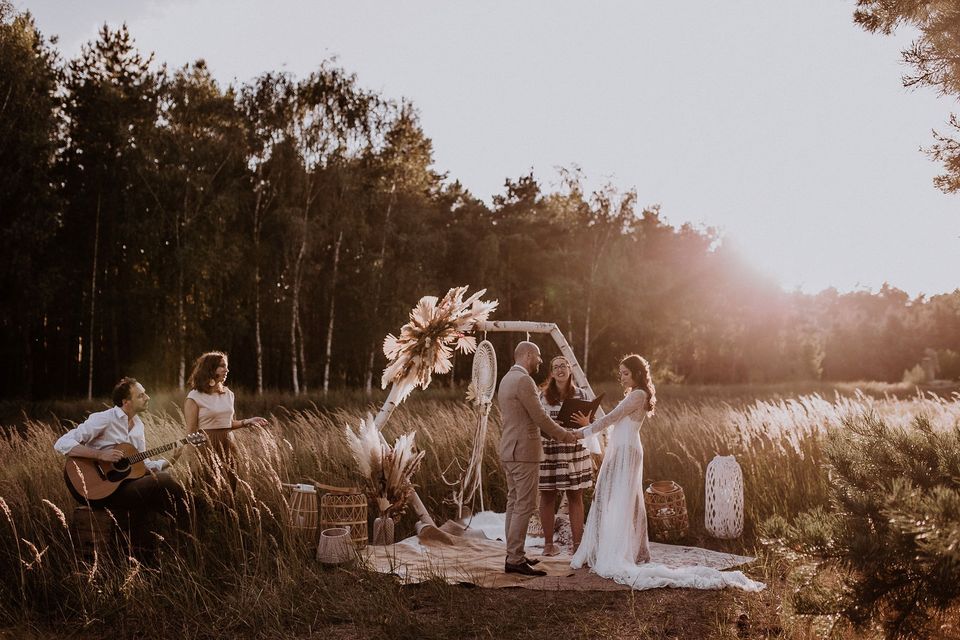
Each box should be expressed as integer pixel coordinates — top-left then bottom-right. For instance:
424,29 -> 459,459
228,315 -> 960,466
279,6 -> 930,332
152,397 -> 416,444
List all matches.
55,377 -> 189,523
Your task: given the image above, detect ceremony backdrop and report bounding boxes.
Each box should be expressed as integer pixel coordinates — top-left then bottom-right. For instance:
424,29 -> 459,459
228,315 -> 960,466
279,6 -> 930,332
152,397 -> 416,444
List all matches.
2,5 -> 960,399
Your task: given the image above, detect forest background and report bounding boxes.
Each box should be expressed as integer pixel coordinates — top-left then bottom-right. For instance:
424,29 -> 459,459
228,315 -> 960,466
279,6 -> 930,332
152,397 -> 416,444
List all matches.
3,2 -> 959,402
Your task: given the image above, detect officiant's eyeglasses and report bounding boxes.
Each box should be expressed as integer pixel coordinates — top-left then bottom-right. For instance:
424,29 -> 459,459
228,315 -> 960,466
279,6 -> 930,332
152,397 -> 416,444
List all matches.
551,363 -> 570,371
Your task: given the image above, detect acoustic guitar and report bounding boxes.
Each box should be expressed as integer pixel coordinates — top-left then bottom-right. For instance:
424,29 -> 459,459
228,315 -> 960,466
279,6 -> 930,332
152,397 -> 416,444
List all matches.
64,432 -> 207,502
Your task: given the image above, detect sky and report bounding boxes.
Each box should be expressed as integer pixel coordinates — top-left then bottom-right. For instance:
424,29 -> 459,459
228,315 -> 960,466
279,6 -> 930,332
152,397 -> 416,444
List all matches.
17,0 -> 960,297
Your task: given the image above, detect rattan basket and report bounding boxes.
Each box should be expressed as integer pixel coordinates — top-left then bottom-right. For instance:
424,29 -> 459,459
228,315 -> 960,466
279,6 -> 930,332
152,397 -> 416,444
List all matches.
644,480 -> 689,543
318,484 -> 368,549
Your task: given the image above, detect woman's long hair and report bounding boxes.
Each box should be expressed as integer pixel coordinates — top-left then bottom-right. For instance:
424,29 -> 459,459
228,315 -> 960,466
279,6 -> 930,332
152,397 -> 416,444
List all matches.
621,354 -> 656,415
542,356 -> 576,406
188,351 -> 228,393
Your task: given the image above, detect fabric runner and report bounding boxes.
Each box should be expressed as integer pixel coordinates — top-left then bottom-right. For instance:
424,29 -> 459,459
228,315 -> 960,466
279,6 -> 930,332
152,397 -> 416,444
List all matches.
363,511 -> 760,591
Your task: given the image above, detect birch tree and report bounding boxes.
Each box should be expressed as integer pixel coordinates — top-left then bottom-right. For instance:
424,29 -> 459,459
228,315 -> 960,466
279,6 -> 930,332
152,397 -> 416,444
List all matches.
239,72 -> 295,394
156,61 -> 247,389
285,64 -> 374,394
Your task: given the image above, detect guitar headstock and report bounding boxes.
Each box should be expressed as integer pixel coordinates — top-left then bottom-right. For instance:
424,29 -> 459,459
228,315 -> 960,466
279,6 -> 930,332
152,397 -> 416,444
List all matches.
185,431 -> 208,446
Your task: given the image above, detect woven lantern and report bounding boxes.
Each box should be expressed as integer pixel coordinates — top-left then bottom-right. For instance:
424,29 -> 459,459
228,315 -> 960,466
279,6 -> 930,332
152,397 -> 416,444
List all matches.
644,481 -> 689,542
704,455 -> 744,539
285,483 -> 319,549
316,527 -> 354,564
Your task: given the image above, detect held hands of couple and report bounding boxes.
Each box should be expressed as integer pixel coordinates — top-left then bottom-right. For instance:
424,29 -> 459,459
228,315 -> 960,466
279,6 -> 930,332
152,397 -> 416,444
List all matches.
552,412 -> 591,444
550,423 -> 579,444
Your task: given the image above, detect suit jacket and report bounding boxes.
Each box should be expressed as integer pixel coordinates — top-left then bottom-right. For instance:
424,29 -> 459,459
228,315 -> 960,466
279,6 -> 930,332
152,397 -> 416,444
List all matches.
497,365 -> 570,462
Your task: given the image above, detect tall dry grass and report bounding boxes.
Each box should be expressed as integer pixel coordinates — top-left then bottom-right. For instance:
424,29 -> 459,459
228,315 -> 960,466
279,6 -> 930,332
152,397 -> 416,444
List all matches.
0,386 -> 957,636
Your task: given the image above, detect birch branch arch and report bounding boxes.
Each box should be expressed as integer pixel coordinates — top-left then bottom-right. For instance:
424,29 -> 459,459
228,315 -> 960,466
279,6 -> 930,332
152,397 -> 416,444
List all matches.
373,320 -> 607,434
372,288 -> 606,527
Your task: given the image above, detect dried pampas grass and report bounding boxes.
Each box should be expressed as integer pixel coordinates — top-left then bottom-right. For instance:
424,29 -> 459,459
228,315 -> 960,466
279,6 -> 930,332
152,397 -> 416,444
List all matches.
344,415 -> 426,519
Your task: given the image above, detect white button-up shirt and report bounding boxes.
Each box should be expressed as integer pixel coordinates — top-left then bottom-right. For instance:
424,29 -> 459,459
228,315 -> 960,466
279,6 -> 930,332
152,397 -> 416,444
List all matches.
54,406 -> 165,472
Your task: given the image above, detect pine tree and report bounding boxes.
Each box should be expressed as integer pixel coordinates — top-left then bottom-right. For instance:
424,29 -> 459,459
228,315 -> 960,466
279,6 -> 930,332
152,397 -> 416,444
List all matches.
0,3 -> 60,396
764,412 -> 960,638
855,1 -> 960,193
59,24 -> 162,397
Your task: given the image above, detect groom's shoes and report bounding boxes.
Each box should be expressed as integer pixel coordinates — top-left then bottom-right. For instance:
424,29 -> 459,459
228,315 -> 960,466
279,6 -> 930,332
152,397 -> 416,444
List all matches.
505,559 -> 547,576
523,557 -> 541,565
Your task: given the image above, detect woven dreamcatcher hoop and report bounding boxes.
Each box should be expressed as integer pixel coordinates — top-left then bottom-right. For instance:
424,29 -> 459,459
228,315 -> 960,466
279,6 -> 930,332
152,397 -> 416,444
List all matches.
471,340 -> 497,405
445,340 -> 497,518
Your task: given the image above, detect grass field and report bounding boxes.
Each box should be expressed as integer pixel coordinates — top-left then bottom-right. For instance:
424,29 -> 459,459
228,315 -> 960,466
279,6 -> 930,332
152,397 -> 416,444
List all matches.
1,382 -> 958,639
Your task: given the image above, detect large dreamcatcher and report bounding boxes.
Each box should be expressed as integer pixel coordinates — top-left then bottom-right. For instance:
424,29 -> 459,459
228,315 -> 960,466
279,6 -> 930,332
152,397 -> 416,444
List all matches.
444,339 -> 498,517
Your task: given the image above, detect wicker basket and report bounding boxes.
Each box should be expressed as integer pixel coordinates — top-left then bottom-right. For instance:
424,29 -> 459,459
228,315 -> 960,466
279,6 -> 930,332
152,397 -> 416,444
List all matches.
318,485 -> 368,549
644,480 -> 689,543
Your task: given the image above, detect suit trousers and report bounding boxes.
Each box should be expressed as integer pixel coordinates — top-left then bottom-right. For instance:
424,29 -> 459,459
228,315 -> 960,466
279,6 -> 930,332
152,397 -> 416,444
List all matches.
502,460 -> 539,564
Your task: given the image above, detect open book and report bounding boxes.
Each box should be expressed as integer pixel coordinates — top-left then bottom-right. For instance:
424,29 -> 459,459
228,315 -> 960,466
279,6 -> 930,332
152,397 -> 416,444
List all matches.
555,393 -> 604,430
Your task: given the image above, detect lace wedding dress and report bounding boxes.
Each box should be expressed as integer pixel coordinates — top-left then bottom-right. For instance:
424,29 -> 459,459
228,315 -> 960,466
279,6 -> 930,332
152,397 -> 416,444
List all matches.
571,389 -> 765,591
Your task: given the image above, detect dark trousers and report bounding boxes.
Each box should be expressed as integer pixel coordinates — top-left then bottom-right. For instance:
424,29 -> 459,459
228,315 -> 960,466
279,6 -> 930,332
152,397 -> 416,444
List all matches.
94,471 -> 191,534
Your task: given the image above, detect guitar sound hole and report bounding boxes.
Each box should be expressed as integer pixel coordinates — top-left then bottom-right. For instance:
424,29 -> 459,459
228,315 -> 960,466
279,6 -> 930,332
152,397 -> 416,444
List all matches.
113,459 -> 130,472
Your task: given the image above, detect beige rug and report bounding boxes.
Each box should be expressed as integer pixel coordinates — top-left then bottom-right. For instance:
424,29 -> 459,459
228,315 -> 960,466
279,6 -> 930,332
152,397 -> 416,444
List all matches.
363,511 -> 759,591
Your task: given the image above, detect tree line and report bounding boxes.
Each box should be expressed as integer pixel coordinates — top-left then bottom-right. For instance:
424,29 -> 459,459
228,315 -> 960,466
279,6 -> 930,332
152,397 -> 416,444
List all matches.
2,6 -> 959,399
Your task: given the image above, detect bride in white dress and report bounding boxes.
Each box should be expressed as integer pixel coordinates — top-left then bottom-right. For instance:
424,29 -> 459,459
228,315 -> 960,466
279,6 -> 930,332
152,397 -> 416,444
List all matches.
570,354 -> 764,591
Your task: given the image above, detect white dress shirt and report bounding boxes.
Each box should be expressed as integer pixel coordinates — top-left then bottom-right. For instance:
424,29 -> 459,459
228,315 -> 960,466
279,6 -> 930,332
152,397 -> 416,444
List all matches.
54,406 -> 166,472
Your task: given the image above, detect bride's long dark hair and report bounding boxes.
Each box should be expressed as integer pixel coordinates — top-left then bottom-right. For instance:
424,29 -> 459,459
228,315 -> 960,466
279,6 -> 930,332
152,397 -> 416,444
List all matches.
621,354 -> 656,415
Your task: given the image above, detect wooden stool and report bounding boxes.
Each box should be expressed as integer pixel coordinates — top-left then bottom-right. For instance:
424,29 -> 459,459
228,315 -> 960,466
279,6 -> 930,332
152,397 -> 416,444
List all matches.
71,505 -> 144,558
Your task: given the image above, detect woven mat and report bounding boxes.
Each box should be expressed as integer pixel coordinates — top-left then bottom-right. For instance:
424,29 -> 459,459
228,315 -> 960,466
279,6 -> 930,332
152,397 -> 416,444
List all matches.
363,511 -> 757,590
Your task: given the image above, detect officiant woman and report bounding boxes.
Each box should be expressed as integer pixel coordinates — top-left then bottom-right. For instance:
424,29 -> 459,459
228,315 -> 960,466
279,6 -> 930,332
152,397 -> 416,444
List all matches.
538,355 -> 593,555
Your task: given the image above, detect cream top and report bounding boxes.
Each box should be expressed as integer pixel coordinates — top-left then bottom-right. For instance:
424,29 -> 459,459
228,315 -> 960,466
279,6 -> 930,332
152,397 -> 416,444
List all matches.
187,388 -> 235,431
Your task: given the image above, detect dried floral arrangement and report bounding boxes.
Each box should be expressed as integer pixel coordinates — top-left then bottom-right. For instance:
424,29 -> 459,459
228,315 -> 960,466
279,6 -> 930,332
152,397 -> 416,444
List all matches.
344,415 -> 426,520
381,286 -> 498,404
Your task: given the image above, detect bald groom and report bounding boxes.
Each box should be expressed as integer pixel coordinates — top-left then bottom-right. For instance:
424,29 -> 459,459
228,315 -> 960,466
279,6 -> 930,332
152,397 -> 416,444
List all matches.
498,341 -> 578,576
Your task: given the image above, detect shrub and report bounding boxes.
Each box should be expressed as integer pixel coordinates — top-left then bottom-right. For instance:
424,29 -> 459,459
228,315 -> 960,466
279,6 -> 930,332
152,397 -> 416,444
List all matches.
763,411 -> 960,638
902,363 -> 927,385
939,349 -> 960,381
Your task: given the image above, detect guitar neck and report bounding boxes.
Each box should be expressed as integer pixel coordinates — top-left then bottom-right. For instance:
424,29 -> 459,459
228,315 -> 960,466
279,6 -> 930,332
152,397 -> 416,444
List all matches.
127,438 -> 186,464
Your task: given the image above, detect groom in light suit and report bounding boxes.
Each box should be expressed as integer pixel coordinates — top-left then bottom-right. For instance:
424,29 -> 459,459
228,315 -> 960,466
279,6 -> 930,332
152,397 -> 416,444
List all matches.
498,341 -> 578,576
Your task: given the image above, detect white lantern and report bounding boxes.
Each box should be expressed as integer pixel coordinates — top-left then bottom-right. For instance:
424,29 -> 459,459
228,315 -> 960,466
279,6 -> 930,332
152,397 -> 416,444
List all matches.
704,455 -> 743,539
